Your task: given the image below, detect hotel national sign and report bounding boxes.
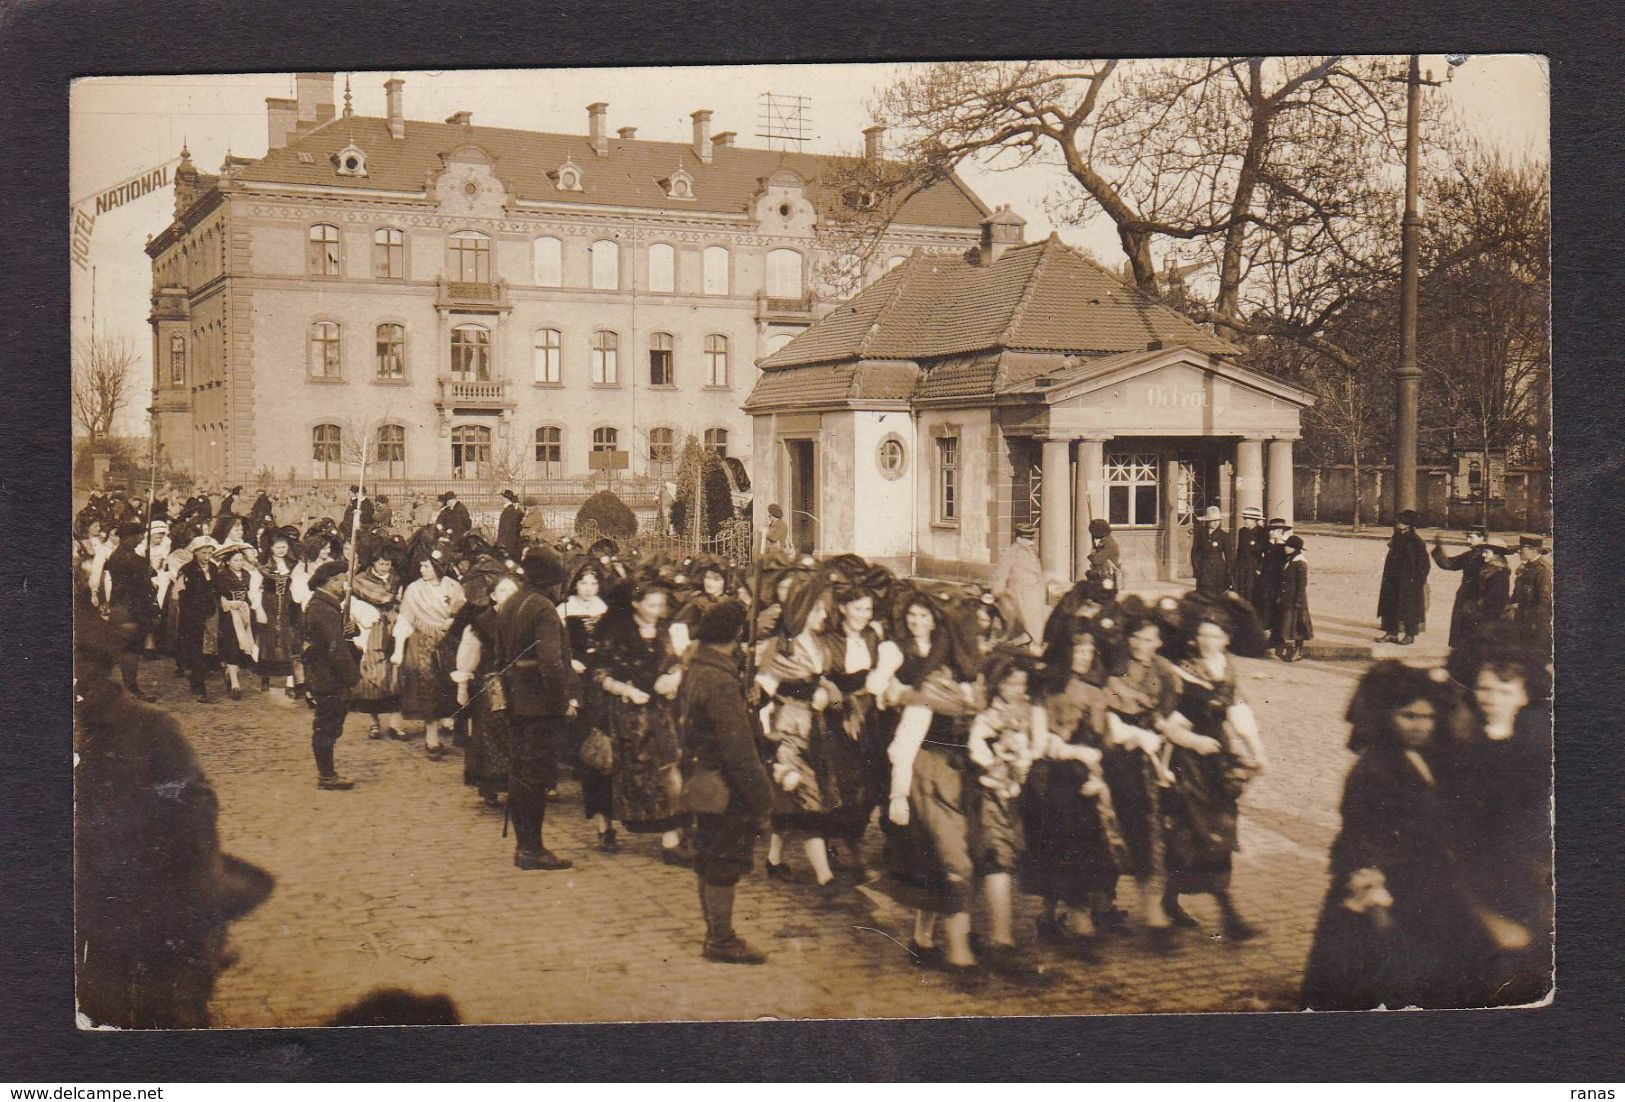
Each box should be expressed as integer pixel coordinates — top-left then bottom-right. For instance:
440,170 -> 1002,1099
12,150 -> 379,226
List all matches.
70,159 -> 177,272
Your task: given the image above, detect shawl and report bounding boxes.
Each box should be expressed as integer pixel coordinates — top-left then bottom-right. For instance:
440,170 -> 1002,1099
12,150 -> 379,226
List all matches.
400,576 -> 465,636
351,568 -> 399,608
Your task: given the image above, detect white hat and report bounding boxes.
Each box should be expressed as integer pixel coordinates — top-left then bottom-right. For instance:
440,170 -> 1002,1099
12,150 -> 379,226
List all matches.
1199,506 -> 1223,523
186,536 -> 217,553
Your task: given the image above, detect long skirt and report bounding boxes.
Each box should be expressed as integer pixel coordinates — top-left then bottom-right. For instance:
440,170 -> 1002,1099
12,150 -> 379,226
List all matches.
607,696 -> 684,832
967,781 -> 1025,875
349,620 -> 399,713
398,628 -> 456,722
217,608 -> 253,668
879,746 -> 974,915
462,674 -> 512,794
1018,758 -> 1126,905
1161,748 -> 1245,897
1101,742 -> 1164,882
256,602 -> 299,678
1301,876 -> 1471,1010
768,699 -> 869,836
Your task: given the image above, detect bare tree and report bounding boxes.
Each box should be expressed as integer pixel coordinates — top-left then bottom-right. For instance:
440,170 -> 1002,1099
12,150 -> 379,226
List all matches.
72,330 -> 138,444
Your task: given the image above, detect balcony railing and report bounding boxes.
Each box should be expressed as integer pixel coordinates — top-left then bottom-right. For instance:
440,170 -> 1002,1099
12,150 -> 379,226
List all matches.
437,376 -> 511,407
755,291 -> 815,320
436,277 -> 511,311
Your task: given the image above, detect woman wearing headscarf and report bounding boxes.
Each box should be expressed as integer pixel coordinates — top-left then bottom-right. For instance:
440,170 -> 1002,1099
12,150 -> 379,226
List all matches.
214,543 -> 259,701
392,547 -> 467,760
453,560 -> 517,808
870,586 -> 986,988
594,576 -> 689,862
255,528 -> 303,699
1302,661 -> 1472,1009
349,552 -> 404,741
559,560 -> 615,849
1161,606 -> 1268,942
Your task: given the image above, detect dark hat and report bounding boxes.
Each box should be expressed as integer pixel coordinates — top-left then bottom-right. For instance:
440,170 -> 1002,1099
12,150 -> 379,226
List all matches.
1267,517 -> 1290,530
1464,524 -> 1488,537
519,545 -> 565,589
695,598 -> 748,645
310,560 -> 348,590
229,485 -> 243,495
1088,518 -> 1111,539
349,485 -> 360,494
1286,534 -> 1305,551
768,503 -> 784,518
501,489 -> 519,503
1397,509 -> 1421,526
1519,534 -> 1546,550
438,491 -> 456,503
115,521 -> 145,541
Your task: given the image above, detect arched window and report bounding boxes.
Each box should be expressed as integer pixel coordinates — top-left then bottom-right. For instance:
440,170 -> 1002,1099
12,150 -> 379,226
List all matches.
534,425 -> 563,479
534,236 -> 563,287
647,242 -> 675,293
591,427 -> 619,455
448,230 -> 491,283
309,321 -> 341,378
375,323 -> 405,379
885,254 -> 905,273
704,428 -> 729,458
591,330 -> 619,385
451,323 -> 490,381
373,228 -> 404,279
533,327 -> 561,384
704,334 -> 729,387
451,424 -> 492,480
766,248 -> 803,298
307,224 -> 341,276
376,424 -> 406,478
311,424 -> 342,479
703,245 -> 729,295
169,334 -> 185,386
649,332 -> 674,387
648,427 -> 676,475
590,239 -> 620,290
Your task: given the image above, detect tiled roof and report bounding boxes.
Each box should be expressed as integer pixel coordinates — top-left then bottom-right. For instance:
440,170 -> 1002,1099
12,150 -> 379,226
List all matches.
741,360 -> 920,411
760,235 -> 1235,370
230,115 -> 987,228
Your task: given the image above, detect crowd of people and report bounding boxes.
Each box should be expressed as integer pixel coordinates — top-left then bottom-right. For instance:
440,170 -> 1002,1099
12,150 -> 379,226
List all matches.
72,482 -> 1553,1013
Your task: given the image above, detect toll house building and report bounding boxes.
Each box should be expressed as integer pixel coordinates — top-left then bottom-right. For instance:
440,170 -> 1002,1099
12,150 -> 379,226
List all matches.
744,212 -> 1315,588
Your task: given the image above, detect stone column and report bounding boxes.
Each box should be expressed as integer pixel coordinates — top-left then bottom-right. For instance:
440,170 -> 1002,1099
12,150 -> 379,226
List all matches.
1267,438 -> 1295,525
1072,436 -> 1107,576
1039,437 -> 1073,584
1234,437 -> 1265,522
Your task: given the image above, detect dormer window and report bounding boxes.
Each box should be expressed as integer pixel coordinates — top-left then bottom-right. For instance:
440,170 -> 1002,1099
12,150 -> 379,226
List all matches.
332,143 -> 368,178
665,165 -> 695,201
554,159 -> 583,192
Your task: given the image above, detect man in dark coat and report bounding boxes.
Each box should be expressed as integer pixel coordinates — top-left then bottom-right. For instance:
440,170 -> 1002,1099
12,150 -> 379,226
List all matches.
1253,519 -> 1292,636
496,546 -> 577,870
679,599 -> 775,964
219,485 -> 243,518
302,561 -> 361,790
104,521 -> 159,700
1377,509 -> 1431,645
246,489 -> 274,543
436,491 -> 472,539
1232,506 -> 1267,601
1507,535 -> 1554,658
496,488 -> 525,557
1190,505 -> 1233,595
74,597 -> 272,1027
1431,525 -> 1513,649
341,485 -> 375,537
372,494 -> 394,531
1276,534 -> 1313,661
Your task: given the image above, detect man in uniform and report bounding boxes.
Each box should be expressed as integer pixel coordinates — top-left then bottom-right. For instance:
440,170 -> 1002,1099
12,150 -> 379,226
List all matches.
1431,524 -> 1512,649
1232,506 -> 1267,604
1507,534 -> 1554,658
679,599 -> 775,964
302,560 -> 361,790
436,491 -> 473,540
104,521 -> 159,701
496,488 -> 525,558
1376,509 -> 1431,645
1254,518 -> 1292,641
497,546 -> 576,871
1190,505 -> 1233,596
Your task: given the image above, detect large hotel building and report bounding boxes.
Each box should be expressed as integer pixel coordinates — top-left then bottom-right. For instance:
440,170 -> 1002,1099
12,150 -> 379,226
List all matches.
145,73 -> 990,484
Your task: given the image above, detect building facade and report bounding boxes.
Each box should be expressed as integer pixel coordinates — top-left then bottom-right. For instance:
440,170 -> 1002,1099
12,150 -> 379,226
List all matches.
744,211 -> 1315,586
146,73 -> 988,483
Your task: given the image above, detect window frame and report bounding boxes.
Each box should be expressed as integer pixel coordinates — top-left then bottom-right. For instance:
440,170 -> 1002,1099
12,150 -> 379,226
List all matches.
590,426 -> 620,459
591,329 -> 620,386
934,434 -> 961,526
306,223 -> 341,278
647,242 -> 675,294
308,320 -> 343,380
450,323 -> 492,382
533,235 -> 563,287
168,334 -> 185,386
589,239 -> 620,291
374,322 -> 406,381
450,424 -> 493,480
311,423 -> 343,479
648,331 -> 675,388
447,229 -> 492,283
534,424 -> 564,479
766,248 -> 804,299
533,326 -> 562,385
372,227 -> 405,280
703,333 -> 730,388
702,245 -> 730,296
1104,451 -> 1162,529
703,427 -> 729,459
375,423 -> 406,478
647,426 -> 676,475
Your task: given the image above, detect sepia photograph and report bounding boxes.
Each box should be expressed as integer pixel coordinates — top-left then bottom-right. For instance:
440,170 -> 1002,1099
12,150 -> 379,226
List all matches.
68,57 -> 1553,1029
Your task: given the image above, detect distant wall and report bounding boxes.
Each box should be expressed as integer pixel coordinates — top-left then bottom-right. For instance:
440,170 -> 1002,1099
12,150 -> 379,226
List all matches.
1295,464 -> 1550,532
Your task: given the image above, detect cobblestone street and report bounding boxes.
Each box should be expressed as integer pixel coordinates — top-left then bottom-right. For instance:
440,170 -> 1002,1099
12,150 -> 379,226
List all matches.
143,533 -> 1463,1027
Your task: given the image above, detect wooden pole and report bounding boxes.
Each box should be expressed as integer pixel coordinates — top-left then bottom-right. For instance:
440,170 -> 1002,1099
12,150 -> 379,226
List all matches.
342,428 -> 371,624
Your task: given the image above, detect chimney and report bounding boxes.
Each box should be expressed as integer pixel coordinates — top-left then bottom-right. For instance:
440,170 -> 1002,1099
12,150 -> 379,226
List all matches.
978,204 -> 1027,265
691,109 -> 713,164
294,72 -> 334,127
1146,339 -> 1165,351
265,97 -> 297,149
618,126 -> 638,141
445,110 -> 473,126
863,124 -> 885,170
384,77 -> 405,140
711,130 -> 736,152
587,102 -> 609,156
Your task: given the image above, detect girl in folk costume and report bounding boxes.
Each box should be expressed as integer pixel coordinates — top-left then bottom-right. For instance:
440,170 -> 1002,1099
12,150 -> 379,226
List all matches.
210,512 -> 247,548
1162,608 -> 1269,942
1276,535 -> 1313,662
1102,601 -> 1189,949
213,543 -> 260,701
870,587 -> 987,988
255,528 -> 303,699
559,561 -> 617,850
452,560 -> 518,808
819,580 -> 888,881
1302,662 -> 1473,1010
174,537 -> 221,702
669,558 -> 730,655
392,548 -> 467,761
594,577 -> 689,863
348,552 -> 404,741
964,651 -> 1051,983
1024,620 -> 1130,954
756,572 -> 864,896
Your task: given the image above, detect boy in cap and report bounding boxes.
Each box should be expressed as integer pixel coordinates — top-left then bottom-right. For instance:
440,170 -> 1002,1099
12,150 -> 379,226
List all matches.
303,560 -> 362,789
